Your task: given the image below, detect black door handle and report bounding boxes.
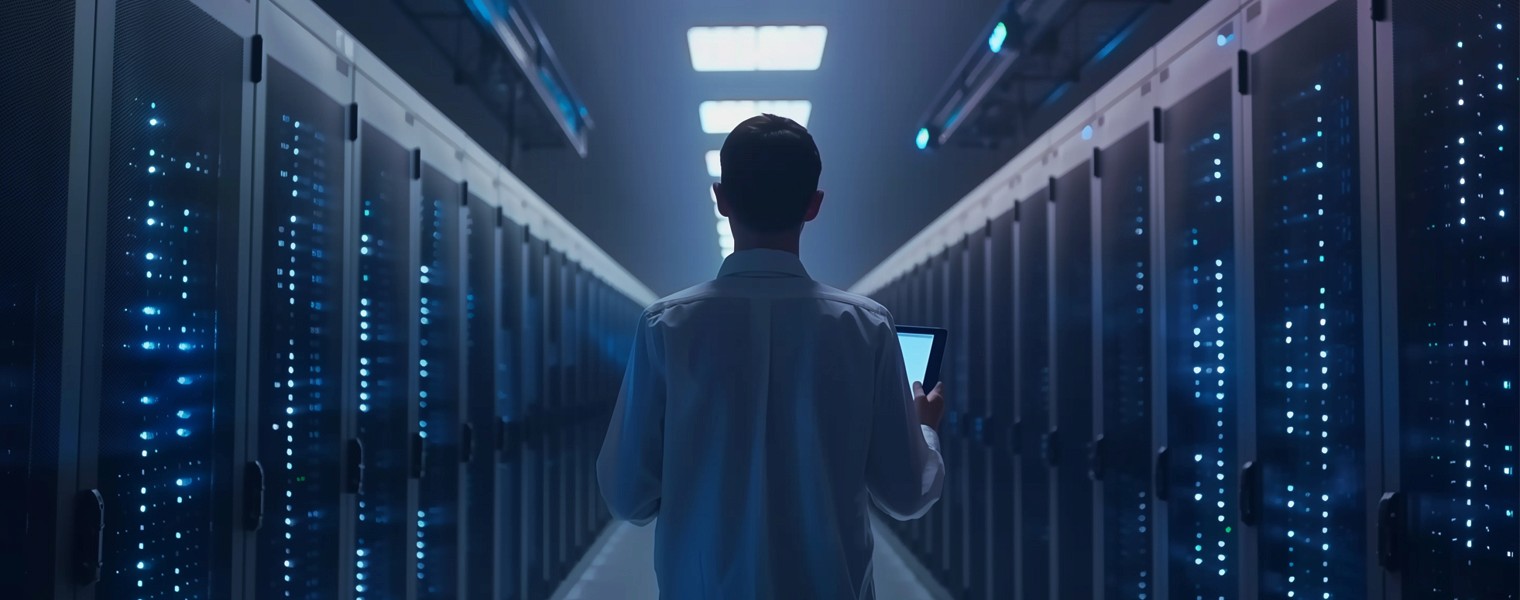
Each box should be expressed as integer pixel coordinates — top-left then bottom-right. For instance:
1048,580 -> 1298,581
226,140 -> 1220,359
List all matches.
1378,491 -> 1405,571
1154,446 -> 1170,502
1089,434 -> 1107,481
461,422 -> 476,464
244,461 -> 266,531
1239,460 -> 1262,526
410,432 -> 427,480
346,438 -> 365,495
73,489 -> 104,585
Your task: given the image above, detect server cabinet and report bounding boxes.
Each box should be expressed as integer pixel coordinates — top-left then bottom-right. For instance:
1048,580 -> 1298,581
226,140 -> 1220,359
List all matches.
933,250 -> 957,586
1161,72 -> 1239,599
248,5 -> 355,596
964,227 -> 991,600
1386,0 -> 1519,597
1096,125 -> 1154,600
464,176 -> 502,598
1051,161 -> 1095,600
415,156 -> 465,599
1016,190 -> 1052,600
988,211 -> 1018,600
1247,1 -> 1371,599
2,1 -> 91,596
78,0 -> 253,597
544,248 -> 566,583
498,220 -> 526,600
521,233 -> 547,600
352,71 -> 421,600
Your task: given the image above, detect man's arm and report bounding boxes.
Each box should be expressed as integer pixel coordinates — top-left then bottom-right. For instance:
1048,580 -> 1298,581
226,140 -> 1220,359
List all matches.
596,311 -> 665,526
864,319 -> 946,520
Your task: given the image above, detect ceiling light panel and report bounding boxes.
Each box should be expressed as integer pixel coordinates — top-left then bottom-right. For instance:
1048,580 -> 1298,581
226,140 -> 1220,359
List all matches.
688,26 -> 828,72
707,151 -> 722,178
699,100 -> 812,134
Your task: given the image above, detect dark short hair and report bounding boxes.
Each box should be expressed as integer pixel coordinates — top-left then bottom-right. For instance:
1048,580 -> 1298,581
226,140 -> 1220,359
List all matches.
719,114 -> 822,232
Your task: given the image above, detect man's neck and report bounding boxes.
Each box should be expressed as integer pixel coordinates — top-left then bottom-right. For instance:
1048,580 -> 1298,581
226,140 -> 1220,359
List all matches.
733,230 -> 802,256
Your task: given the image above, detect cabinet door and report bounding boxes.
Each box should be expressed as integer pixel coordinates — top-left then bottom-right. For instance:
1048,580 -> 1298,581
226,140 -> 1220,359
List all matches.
1249,2 -> 1370,598
352,107 -> 419,600
1,0 -> 86,595
84,0 -> 250,596
1389,0 -> 1519,596
464,189 -> 500,598
251,35 -> 353,599
1016,191 -> 1052,600
1162,73 -> 1239,599
1052,162 -> 1095,600
416,164 -> 463,599
1097,126 -> 1154,599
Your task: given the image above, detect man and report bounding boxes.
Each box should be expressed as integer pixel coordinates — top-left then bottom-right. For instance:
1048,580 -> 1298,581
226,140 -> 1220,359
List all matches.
597,114 -> 947,599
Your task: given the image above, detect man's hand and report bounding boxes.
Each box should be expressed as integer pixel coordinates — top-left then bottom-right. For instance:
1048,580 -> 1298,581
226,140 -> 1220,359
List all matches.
914,381 -> 946,431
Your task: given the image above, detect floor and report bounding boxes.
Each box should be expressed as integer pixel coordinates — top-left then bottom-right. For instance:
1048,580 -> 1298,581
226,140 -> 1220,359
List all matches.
552,519 -> 951,600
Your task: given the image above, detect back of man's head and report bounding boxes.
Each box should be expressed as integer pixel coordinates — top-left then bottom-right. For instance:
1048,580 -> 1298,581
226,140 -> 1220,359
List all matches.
719,114 -> 822,233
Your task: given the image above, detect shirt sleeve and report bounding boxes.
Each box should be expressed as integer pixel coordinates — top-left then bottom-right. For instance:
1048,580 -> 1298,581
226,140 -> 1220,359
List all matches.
596,311 -> 666,526
864,317 -> 946,521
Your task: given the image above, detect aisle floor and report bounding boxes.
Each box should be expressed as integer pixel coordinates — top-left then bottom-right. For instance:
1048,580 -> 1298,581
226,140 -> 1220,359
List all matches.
552,519 -> 950,600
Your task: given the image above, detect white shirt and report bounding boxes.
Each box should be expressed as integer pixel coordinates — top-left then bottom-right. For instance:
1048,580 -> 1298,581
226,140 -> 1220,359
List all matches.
597,249 -> 945,600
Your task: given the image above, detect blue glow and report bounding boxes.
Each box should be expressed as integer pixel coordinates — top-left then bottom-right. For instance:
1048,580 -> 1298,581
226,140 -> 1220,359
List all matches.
1082,125 -> 1094,140
989,21 -> 1009,53
916,128 -> 931,150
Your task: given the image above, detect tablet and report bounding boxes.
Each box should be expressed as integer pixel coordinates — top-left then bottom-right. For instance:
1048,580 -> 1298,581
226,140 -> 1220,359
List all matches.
895,325 -> 947,392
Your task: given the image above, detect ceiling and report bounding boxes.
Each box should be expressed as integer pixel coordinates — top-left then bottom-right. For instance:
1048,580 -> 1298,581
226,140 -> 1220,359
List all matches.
510,0 -> 1014,295
315,0 -> 1190,297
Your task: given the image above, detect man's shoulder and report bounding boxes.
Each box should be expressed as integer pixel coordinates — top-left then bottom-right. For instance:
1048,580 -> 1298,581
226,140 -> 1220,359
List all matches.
642,280 -> 892,322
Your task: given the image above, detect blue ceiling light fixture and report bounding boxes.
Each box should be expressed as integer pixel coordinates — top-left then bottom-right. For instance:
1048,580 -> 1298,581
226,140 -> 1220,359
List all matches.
916,127 -> 932,150
989,21 -> 1009,53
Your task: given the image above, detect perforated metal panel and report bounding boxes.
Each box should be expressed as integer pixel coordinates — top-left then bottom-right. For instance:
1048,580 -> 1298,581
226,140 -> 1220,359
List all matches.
1162,74 -> 1238,600
255,59 -> 349,600
1016,192 -> 1051,600
1250,3 -> 1367,598
416,165 -> 461,599
0,0 -> 74,589
95,0 -> 245,595
1393,0 -> 1519,596
353,122 -> 414,600
1052,161 -> 1095,599
1098,126 -> 1153,599
465,192 -> 499,598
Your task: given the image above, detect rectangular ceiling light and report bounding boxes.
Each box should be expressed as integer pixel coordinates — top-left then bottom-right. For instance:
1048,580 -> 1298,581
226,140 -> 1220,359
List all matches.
706,151 -> 722,178
699,100 -> 812,134
688,26 -> 828,72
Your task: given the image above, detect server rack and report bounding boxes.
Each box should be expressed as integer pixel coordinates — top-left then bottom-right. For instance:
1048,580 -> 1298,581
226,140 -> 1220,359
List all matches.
464,169 -> 503,599
247,3 -> 357,596
1093,118 -> 1155,600
521,232 -> 547,600
932,249 -> 957,587
77,1 -> 256,598
1382,0 -> 1520,598
963,227 -> 991,600
1050,157 -> 1096,600
987,211 -> 1017,600
2,1 -> 94,597
352,67 -> 422,600
498,218 -> 526,600
1015,187 -> 1052,600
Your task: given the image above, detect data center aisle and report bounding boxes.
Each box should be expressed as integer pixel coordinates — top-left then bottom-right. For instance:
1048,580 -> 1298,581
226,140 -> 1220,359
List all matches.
551,520 -> 952,600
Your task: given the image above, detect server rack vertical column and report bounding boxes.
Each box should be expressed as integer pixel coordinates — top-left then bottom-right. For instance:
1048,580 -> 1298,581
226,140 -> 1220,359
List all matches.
988,210 -> 1018,600
247,4 -> 357,596
1383,0 -> 1520,597
463,175 -> 501,598
414,146 -> 465,599
1245,1 -> 1373,598
521,233 -> 546,600
1016,189 -> 1052,600
1051,160 -> 1096,600
352,72 -> 421,600
965,225 -> 991,600
78,0 -> 255,598
497,217 -> 525,600
1,0 -> 95,596
1095,123 -> 1154,600
1158,31 -> 1241,598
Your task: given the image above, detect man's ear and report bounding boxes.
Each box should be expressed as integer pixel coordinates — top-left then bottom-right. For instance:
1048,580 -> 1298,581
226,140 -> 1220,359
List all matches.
714,183 -> 731,218
802,190 -> 825,223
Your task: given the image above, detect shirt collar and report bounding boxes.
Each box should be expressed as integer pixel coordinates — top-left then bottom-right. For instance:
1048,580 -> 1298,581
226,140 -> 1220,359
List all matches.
718,249 -> 811,279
